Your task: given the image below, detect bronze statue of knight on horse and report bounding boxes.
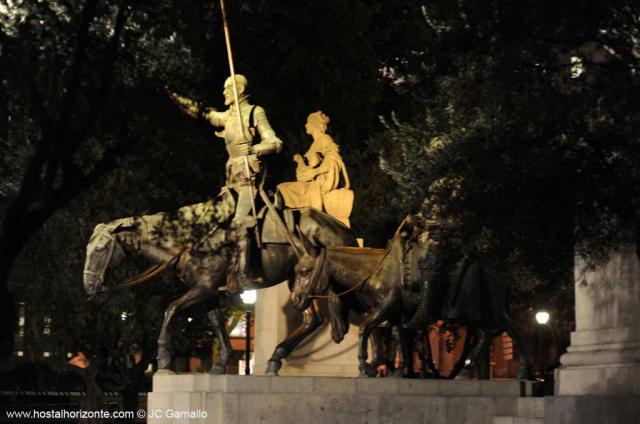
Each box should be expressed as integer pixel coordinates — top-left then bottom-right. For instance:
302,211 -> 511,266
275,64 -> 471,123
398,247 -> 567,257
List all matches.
82,0 -> 367,376
82,65 -> 366,375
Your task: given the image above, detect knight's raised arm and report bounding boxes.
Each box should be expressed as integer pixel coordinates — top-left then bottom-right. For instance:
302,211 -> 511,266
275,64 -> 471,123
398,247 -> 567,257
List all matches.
168,92 -> 201,118
203,109 -> 226,127
250,106 -> 283,156
168,92 -> 224,126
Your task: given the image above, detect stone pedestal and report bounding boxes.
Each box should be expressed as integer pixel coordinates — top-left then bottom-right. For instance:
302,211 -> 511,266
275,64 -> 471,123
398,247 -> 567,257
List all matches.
547,244 -> 640,423
555,245 -> 640,395
253,283 -> 361,377
148,374 -> 532,424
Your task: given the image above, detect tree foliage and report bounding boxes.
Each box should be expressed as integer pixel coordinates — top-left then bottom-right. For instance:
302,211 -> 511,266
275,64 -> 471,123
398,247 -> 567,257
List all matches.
375,0 -> 640,293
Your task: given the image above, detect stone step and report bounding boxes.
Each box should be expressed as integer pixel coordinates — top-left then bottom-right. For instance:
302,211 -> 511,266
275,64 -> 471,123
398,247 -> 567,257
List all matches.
493,417 -> 544,424
152,374 -> 534,397
493,397 -> 545,424
149,375 -> 537,423
516,397 -> 545,418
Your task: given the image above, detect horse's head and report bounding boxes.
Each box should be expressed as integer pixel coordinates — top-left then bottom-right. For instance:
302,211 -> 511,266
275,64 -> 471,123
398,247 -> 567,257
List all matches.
290,232 -> 329,311
83,222 -> 126,298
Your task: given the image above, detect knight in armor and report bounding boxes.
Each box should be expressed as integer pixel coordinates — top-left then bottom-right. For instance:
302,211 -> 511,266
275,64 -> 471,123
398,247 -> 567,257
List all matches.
169,74 -> 283,291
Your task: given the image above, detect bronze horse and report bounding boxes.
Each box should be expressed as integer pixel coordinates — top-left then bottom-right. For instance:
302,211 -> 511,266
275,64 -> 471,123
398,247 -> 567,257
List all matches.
290,224 -> 531,379
83,197 -> 358,375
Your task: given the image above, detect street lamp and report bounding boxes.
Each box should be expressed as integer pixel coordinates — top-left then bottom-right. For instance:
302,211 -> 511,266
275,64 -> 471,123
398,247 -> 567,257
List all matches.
535,310 -> 550,325
534,309 -> 552,385
240,290 -> 256,375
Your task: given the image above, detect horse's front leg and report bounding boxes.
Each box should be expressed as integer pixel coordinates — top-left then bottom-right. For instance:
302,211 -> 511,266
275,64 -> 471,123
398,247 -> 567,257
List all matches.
266,299 -> 323,375
156,283 -> 214,374
358,295 -> 397,377
207,306 -> 233,374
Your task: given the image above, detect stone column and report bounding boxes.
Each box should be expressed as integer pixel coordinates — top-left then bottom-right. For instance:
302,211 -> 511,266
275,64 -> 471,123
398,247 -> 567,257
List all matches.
252,283 -> 361,377
547,243 -> 640,423
556,244 -> 640,394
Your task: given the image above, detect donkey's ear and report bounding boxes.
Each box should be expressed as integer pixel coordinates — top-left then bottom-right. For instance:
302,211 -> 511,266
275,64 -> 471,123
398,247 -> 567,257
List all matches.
296,225 -> 318,257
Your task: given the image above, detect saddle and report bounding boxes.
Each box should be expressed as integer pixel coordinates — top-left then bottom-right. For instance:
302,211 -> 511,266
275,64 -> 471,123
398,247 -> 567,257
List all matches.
258,203 -> 297,245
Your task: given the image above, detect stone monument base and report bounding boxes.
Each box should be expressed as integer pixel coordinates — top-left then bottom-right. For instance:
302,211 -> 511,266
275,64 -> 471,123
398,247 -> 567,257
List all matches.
253,283 -> 362,377
544,395 -> 640,424
148,374 -> 533,424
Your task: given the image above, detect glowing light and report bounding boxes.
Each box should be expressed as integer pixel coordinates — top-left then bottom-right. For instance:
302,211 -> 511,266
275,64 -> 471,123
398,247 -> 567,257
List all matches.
240,290 -> 257,305
535,311 -> 550,325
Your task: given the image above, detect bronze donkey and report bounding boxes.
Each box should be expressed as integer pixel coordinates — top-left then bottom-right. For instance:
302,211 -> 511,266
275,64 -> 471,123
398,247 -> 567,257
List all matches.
290,217 -> 531,379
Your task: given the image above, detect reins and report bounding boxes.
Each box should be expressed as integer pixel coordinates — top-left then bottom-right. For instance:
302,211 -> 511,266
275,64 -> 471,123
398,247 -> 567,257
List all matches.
300,243 -> 393,300
117,247 -> 189,289
301,217 -> 410,300
114,200 -> 220,290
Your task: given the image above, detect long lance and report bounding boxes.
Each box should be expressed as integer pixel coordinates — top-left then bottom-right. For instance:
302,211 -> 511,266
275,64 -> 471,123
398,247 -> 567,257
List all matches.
219,0 -> 260,245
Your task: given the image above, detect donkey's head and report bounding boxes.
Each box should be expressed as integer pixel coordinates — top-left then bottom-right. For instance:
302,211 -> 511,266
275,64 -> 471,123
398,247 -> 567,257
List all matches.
290,231 -> 329,311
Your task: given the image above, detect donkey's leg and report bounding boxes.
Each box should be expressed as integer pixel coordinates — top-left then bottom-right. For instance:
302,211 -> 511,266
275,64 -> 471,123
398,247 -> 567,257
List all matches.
499,312 -> 532,380
327,291 -> 349,344
420,328 -> 440,378
207,306 -> 233,374
398,327 -> 417,378
358,297 -> 397,377
451,327 -> 477,379
463,328 -> 491,379
266,299 -> 324,375
157,283 -> 214,372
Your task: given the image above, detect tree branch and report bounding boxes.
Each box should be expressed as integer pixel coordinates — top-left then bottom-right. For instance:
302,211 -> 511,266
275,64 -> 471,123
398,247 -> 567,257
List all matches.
45,0 -> 100,192
64,2 -> 134,173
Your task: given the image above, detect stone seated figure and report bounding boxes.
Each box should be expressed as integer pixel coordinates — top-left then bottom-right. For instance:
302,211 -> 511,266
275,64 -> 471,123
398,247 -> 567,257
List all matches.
277,111 -> 354,227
